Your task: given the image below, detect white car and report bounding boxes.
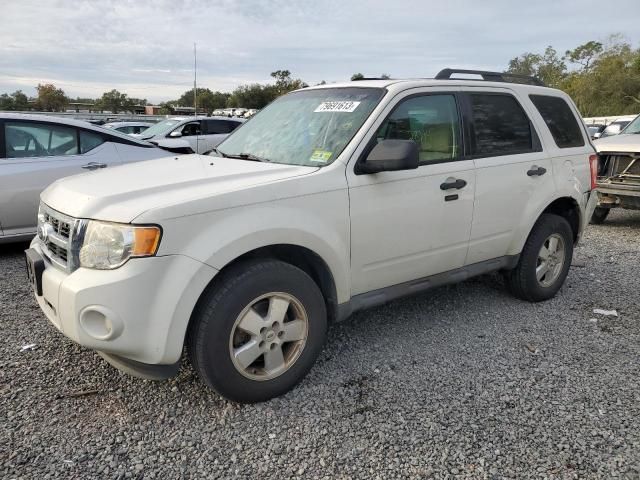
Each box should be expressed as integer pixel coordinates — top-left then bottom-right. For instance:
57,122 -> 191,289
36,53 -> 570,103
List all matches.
0,113 -> 167,243
103,121 -> 155,135
133,116 -> 244,154
27,69 -> 597,402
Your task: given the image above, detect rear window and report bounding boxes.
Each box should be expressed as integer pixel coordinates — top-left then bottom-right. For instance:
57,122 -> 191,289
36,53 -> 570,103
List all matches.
468,93 -> 534,157
529,95 -> 585,148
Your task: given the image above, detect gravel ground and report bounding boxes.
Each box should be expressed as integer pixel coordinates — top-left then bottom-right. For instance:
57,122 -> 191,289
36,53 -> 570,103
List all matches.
1,210 -> 640,479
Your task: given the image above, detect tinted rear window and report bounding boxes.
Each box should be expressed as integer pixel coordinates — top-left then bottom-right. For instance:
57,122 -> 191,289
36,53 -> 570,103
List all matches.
469,94 -> 533,156
529,95 -> 585,148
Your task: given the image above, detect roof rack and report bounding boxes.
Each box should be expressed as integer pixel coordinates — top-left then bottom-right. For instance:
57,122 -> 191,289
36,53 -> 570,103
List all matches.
434,68 -> 545,87
351,77 -> 391,81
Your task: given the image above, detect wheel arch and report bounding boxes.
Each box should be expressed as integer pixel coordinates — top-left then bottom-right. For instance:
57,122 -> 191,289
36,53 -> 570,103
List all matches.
509,195 -> 582,256
190,244 -> 340,330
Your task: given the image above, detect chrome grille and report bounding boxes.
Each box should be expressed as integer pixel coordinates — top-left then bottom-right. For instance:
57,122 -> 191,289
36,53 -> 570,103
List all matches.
37,203 -> 79,271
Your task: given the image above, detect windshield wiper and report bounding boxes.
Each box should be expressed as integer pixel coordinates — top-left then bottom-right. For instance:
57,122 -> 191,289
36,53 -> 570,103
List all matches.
227,152 -> 271,163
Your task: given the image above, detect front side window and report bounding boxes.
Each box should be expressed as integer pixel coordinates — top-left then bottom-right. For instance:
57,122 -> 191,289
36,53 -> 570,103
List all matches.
5,122 -> 78,158
178,121 -> 201,137
80,130 -> 106,153
216,87 -> 385,167
529,95 -> 585,148
375,94 -> 460,163
469,93 -> 533,157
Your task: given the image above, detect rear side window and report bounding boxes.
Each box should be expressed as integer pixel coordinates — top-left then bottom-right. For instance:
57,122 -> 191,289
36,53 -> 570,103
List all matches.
80,130 -> 106,153
205,120 -> 239,134
468,94 -> 534,157
225,120 -> 242,133
5,121 -> 78,158
529,95 -> 585,148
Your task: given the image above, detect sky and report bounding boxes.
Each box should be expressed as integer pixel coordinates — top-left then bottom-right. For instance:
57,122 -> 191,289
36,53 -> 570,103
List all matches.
2,0 -> 640,103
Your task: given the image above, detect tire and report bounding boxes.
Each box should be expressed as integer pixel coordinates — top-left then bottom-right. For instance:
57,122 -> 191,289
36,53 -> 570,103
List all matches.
504,213 -> 573,302
187,259 -> 327,403
590,206 -> 610,225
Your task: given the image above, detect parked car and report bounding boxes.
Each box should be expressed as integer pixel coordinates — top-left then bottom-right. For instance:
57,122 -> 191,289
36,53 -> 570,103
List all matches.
132,116 -> 244,154
586,124 -> 605,140
0,113 -> 167,243
599,116 -> 636,139
591,114 -> 640,223
103,121 -> 155,135
26,69 -> 597,402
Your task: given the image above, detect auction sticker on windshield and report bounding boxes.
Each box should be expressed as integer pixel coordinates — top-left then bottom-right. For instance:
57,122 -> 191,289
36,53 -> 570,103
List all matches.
314,101 -> 361,113
309,149 -> 332,163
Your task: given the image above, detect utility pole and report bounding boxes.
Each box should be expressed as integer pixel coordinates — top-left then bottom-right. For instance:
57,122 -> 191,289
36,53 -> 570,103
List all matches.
193,42 -> 197,117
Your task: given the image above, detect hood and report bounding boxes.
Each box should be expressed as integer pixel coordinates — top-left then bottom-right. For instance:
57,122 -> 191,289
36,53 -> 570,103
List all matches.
41,154 -> 317,223
594,134 -> 640,153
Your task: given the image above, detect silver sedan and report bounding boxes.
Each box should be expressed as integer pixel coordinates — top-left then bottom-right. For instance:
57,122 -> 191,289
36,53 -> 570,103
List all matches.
0,113 -> 168,243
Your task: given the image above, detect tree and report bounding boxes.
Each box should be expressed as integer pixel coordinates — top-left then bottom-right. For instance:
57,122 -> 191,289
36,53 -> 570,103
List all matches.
227,84 -> 278,109
35,83 -> 68,111
97,89 -> 131,113
270,70 -> 307,96
178,88 -> 229,113
0,90 -> 29,111
508,37 -> 640,116
564,41 -> 603,72
351,73 -> 365,81
507,46 -> 566,87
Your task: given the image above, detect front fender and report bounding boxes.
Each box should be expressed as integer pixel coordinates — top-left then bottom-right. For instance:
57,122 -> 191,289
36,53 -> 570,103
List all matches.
157,192 -> 351,303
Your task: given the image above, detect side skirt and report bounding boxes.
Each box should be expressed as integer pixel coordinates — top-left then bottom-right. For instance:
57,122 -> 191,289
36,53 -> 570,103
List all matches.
336,255 -> 520,322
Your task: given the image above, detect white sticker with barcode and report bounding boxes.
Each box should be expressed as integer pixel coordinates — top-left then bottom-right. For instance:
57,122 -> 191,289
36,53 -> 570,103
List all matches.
314,101 -> 361,113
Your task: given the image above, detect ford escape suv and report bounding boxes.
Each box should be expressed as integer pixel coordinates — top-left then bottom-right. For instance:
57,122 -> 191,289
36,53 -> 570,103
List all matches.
26,69 -> 598,403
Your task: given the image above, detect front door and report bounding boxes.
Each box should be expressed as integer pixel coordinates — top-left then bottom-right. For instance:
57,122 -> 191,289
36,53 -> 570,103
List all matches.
347,89 -> 476,295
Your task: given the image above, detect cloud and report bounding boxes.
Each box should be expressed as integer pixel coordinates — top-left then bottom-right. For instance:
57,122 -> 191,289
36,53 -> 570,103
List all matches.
1,0 -> 639,102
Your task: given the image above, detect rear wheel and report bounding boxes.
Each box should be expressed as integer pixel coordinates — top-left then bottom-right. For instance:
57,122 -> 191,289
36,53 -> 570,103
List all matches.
187,259 -> 327,403
590,206 -> 610,224
504,214 -> 573,302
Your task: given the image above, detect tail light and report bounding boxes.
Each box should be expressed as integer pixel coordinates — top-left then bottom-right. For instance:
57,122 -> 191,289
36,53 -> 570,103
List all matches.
589,154 -> 598,191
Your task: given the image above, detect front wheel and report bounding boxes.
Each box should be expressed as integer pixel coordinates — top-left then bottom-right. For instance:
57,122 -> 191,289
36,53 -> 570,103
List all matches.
504,214 -> 573,302
187,259 -> 327,403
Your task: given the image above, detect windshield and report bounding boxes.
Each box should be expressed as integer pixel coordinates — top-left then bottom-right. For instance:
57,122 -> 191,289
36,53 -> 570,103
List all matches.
620,115 -> 640,134
139,119 -> 182,139
215,87 -> 385,167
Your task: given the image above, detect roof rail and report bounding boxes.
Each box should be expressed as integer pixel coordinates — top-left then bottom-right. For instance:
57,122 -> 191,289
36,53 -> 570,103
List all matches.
351,77 -> 391,81
434,68 -> 545,87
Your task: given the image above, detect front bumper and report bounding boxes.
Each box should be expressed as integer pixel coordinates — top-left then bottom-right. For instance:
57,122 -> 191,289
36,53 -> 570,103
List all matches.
30,238 -> 217,366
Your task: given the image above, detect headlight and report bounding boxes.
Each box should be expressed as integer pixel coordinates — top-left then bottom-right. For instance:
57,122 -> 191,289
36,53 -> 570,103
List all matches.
79,221 -> 161,270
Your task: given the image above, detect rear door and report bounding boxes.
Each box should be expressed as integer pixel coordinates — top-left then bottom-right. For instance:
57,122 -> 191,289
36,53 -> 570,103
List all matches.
0,120 -> 119,236
202,119 -> 242,152
462,88 -> 556,264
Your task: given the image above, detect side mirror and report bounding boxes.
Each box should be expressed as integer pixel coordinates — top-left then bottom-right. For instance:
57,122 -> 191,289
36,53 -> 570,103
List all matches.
169,131 -> 182,138
358,139 -> 419,174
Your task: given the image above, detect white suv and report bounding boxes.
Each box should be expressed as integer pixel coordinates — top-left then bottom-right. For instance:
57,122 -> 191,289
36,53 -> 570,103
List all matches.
26,70 -> 598,403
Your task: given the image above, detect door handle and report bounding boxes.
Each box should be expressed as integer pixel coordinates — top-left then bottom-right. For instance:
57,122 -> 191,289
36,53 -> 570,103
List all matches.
81,162 -> 107,170
527,166 -> 547,177
440,178 -> 467,190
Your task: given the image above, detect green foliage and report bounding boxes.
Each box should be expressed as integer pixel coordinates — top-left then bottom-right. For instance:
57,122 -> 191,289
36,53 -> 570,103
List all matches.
178,88 -> 230,114
351,73 -> 365,81
0,90 -> 29,111
507,38 -> 640,116
35,83 -> 68,112
507,46 -> 566,87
